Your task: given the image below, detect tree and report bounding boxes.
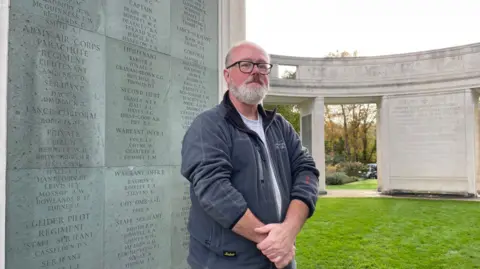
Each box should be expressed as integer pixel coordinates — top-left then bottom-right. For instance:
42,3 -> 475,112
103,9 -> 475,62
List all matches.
264,69 -> 300,133
326,50 -> 358,58
323,50 -> 378,164
264,104 -> 300,134
282,70 -> 296,79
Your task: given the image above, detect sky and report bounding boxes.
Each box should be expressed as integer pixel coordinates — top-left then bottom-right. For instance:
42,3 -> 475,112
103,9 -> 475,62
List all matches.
246,0 -> 479,58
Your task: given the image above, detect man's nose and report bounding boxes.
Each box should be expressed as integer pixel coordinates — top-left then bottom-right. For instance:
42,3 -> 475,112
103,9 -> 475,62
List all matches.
251,64 -> 261,74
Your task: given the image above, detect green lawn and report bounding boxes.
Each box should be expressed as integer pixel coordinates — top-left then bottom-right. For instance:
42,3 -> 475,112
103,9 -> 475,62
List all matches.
296,198 -> 480,269
327,179 -> 378,190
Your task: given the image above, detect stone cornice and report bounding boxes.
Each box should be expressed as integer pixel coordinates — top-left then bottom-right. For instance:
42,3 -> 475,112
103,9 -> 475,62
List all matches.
269,43 -> 480,95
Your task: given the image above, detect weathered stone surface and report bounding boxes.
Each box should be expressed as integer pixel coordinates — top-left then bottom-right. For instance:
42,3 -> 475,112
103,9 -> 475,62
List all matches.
6,168 -> 104,269
169,167 -> 191,269
7,11 -> 106,170
387,91 -> 471,192
105,0 -> 170,54
301,114 -> 312,154
105,38 -> 171,167
168,57 -> 218,164
170,0 -> 219,69
104,166 -> 172,269
4,0 -> 221,268
11,0 -> 105,33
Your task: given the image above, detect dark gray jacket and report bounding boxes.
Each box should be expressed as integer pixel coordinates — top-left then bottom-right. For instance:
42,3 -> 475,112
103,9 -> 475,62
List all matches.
181,91 -> 320,269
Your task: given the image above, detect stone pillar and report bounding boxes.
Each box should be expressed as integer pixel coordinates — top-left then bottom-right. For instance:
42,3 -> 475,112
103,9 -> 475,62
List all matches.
464,89 -> 478,195
377,96 -> 391,192
465,89 -> 479,195
218,0 -> 247,102
477,89 -> 480,195
299,98 -> 326,194
270,64 -> 280,79
0,1 -> 7,266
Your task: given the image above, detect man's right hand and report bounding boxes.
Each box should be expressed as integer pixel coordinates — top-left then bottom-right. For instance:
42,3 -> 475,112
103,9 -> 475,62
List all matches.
274,244 -> 296,269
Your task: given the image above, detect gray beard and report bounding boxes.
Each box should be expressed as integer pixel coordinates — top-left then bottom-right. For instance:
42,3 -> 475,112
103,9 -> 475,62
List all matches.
230,83 -> 269,105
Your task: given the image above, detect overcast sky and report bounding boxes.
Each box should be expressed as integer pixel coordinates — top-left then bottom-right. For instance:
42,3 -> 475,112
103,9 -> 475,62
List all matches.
246,0 -> 479,57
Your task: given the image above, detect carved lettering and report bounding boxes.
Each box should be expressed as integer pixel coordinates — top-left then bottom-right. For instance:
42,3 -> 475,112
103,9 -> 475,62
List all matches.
106,40 -> 170,166
106,168 -> 171,268
388,93 -> 467,178
14,0 -> 101,31
7,12 -> 104,169
6,168 -> 102,269
170,181 -> 191,269
306,55 -> 467,80
174,0 -> 214,130
105,0 -> 170,53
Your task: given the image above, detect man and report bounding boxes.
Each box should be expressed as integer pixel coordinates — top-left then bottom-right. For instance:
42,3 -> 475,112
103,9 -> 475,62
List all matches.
180,40 -> 320,269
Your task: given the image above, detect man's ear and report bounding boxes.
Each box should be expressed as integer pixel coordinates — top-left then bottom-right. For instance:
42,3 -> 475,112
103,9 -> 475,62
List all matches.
223,69 -> 230,81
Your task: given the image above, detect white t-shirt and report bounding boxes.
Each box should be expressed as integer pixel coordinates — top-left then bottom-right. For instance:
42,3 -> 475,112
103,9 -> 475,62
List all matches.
239,112 -> 282,219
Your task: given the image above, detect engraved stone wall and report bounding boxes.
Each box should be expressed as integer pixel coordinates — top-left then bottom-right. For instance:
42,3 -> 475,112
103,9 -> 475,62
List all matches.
5,1 -> 219,268
387,91 -> 470,192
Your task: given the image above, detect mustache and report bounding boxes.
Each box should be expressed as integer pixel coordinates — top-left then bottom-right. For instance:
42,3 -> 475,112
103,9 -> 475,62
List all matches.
245,76 -> 263,85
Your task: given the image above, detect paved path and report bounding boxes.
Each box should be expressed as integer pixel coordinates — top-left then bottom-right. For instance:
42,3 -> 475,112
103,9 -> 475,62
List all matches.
323,189 -> 381,198
322,189 -> 480,202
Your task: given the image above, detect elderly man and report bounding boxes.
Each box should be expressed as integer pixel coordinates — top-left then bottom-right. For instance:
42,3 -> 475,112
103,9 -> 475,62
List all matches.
181,40 -> 320,269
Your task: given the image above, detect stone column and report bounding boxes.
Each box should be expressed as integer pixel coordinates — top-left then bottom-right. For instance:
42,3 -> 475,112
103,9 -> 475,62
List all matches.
377,96 -> 391,193
476,89 -> 480,195
0,1 -> 8,266
218,0 -> 247,102
465,89 -> 479,195
299,97 -> 326,194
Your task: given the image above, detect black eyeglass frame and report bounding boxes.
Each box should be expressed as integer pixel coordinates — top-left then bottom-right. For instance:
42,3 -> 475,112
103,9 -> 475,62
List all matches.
226,60 -> 273,75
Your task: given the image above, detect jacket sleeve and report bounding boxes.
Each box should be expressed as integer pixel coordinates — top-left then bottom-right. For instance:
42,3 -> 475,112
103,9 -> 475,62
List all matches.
282,117 -> 320,218
180,113 -> 248,229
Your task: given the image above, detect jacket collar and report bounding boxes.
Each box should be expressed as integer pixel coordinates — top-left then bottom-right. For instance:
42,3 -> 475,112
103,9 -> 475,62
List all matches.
221,90 -> 277,132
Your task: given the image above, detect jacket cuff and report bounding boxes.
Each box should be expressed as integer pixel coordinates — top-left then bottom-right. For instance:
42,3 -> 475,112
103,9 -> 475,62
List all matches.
228,204 -> 248,229
290,195 -> 315,218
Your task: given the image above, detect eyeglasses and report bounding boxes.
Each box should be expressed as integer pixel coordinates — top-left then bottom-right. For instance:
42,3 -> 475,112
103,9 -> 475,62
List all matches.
226,61 -> 273,75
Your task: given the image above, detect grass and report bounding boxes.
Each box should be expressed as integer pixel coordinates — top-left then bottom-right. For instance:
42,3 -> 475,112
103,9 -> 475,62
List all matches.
327,179 -> 378,190
296,198 -> 480,269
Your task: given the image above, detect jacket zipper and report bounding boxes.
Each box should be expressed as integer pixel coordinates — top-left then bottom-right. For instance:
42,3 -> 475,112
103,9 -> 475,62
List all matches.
254,146 -> 265,184
256,134 -> 282,222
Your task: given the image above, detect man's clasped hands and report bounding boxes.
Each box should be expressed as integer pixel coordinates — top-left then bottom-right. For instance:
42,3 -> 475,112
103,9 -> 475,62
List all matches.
254,222 -> 297,269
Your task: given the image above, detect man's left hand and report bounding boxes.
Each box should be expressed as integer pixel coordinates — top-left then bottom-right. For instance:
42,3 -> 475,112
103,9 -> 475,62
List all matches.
254,223 -> 296,262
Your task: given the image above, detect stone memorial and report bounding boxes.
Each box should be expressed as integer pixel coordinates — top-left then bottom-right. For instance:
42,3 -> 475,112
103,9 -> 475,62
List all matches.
1,0 -> 221,268
267,44 -> 480,197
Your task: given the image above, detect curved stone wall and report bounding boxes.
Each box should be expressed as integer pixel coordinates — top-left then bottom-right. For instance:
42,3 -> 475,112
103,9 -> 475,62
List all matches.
267,43 -> 480,197
268,43 -> 480,98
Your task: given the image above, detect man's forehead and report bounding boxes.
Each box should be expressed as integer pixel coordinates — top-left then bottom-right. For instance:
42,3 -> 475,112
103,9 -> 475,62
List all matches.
231,45 -> 269,62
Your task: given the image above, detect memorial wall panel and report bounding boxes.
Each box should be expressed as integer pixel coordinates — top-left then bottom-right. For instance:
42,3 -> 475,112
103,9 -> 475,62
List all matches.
11,0 -> 105,34
6,168 -> 104,269
105,38 -> 171,167
105,0 -> 170,54
169,168 -> 191,269
167,0 -> 218,164
170,0 -> 218,69
5,0 -> 220,268
388,92 -> 467,179
104,166 -> 172,269
7,10 -> 106,170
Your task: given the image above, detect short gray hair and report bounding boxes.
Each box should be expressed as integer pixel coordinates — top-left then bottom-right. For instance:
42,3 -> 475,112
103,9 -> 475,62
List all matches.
224,40 -> 270,67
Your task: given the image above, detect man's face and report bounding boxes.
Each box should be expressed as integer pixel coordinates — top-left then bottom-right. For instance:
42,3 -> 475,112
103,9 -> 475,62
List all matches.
224,45 -> 271,105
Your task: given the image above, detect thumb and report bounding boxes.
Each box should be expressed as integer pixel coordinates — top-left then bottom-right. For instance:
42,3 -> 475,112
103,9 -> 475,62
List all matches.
254,224 -> 273,234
